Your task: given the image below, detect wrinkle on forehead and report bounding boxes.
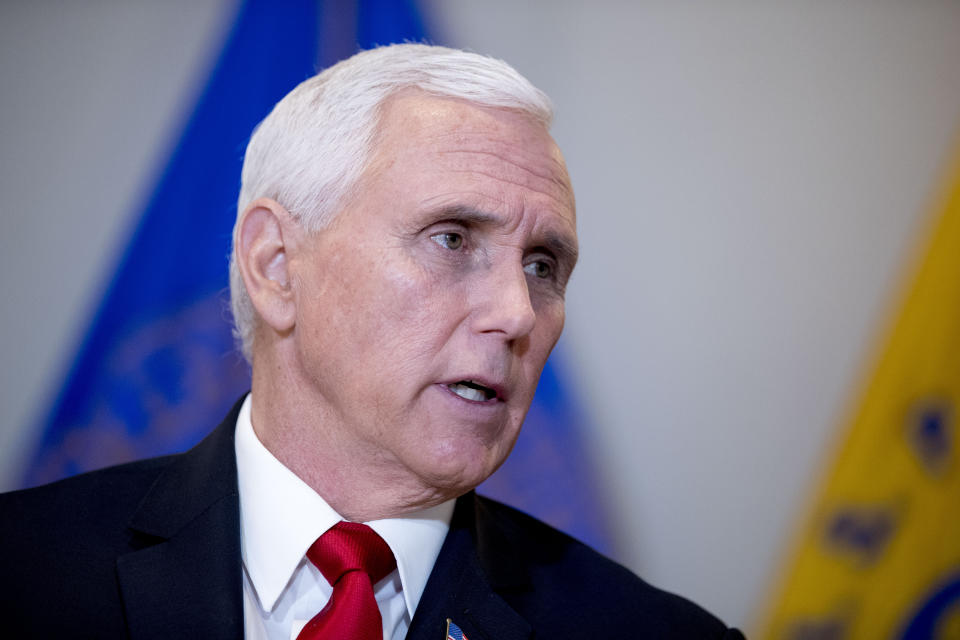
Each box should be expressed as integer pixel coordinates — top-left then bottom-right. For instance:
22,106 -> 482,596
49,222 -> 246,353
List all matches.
440,168 -> 575,231
437,148 -> 574,204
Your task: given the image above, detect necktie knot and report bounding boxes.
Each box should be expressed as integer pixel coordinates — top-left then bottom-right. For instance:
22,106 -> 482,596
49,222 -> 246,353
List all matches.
298,522 -> 396,640
306,521 -> 396,588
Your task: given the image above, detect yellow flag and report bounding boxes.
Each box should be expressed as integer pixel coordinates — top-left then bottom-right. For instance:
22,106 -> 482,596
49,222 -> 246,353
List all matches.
756,140 -> 960,639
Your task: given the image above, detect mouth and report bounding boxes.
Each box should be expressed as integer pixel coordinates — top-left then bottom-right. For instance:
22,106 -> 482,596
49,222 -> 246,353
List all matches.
446,379 -> 500,403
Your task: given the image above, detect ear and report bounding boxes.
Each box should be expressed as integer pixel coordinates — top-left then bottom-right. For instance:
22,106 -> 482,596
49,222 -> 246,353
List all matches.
235,198 -> 300,335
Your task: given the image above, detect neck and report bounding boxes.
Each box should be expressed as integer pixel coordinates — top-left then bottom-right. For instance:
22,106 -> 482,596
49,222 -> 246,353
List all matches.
248,347 -> 452,522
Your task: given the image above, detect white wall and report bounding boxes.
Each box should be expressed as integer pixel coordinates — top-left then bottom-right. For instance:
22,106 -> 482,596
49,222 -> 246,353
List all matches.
2,1 -> 960,631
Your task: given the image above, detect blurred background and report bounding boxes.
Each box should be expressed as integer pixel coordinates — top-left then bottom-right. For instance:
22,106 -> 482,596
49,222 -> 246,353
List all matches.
2,1 -> 959,637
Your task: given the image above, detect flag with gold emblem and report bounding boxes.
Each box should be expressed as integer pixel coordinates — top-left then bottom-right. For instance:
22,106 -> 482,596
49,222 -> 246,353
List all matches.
756,139 -> 960,639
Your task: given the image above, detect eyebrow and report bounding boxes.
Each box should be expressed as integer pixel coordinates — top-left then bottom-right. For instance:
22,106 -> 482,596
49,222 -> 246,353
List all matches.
541,231 -> 580,271
431,205 -> 500,227
431,204 -> 579,267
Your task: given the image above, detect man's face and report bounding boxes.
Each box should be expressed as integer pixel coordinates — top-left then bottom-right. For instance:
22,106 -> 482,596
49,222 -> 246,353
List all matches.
290,92 -> 577,501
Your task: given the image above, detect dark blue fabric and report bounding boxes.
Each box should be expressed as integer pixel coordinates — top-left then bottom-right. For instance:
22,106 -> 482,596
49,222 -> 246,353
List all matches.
23,0 -> 611,553
2,404 -> 740,638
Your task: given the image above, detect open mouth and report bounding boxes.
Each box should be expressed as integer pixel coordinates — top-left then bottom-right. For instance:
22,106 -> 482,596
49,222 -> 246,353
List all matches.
447,380 -> 498,402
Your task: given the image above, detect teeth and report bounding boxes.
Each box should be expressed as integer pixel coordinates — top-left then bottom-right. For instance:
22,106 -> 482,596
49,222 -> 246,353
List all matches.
448,382 -> 489,402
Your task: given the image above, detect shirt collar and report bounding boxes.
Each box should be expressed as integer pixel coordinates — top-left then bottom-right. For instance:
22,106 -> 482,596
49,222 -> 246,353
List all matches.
368,500 -> 454,617
234,394 -> 454,617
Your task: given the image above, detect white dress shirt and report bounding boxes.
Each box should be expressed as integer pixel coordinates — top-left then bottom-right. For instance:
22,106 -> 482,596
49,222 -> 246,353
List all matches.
234,395 -> 455,640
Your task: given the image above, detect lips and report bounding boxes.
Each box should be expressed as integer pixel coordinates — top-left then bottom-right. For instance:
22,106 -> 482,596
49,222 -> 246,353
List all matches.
445,379 -> 502,402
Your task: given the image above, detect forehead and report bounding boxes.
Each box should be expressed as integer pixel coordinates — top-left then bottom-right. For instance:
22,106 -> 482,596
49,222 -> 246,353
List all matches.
364,92 -> 576,232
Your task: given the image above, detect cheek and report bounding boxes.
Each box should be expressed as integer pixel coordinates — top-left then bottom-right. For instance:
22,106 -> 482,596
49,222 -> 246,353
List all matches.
337,257 -> 466,365
532,301 -> 565,353
520,302 -> 565,386
372,262 -> 443,335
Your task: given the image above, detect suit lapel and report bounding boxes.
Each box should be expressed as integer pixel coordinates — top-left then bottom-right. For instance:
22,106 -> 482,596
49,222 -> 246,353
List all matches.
116,399 -> 245,640
406,493 -> 533,640
112,401 -> 532,640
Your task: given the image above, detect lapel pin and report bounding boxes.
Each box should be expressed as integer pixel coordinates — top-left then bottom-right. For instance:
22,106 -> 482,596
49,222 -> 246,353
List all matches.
445,618 -> 470,640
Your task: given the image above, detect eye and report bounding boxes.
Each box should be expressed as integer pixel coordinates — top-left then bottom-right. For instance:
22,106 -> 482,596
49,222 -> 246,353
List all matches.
524,259 -> 553,279
430,232 -> 463,250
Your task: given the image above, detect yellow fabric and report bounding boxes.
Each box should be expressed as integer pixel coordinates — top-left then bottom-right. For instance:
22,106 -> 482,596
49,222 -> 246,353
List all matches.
756,142 -> 960,639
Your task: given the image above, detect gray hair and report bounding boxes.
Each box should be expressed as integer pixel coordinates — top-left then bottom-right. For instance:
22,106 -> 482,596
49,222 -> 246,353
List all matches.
229,43 -> 555,362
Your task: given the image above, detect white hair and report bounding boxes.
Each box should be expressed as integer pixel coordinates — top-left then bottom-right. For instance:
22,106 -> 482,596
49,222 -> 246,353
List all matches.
229,43 -> 555,362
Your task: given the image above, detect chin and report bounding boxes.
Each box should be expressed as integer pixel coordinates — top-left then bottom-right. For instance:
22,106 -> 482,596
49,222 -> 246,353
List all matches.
412,442 -> 509,498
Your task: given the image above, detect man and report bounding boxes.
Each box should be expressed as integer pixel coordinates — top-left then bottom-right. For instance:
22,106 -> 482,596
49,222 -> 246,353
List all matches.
1,44 -> 744,638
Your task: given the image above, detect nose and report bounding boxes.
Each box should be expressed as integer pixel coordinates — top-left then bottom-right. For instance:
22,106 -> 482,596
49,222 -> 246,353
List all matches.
470,262 -> 537,341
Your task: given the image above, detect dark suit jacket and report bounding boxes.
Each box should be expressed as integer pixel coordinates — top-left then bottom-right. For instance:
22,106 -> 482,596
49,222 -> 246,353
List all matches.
1,398 -> 745,639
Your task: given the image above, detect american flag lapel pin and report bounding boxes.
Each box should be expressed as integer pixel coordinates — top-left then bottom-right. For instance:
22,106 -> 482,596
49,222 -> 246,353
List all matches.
445,618 -> 469,640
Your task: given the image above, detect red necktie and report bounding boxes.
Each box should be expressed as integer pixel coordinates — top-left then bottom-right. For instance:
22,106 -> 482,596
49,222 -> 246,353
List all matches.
296,522 -> 397,640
